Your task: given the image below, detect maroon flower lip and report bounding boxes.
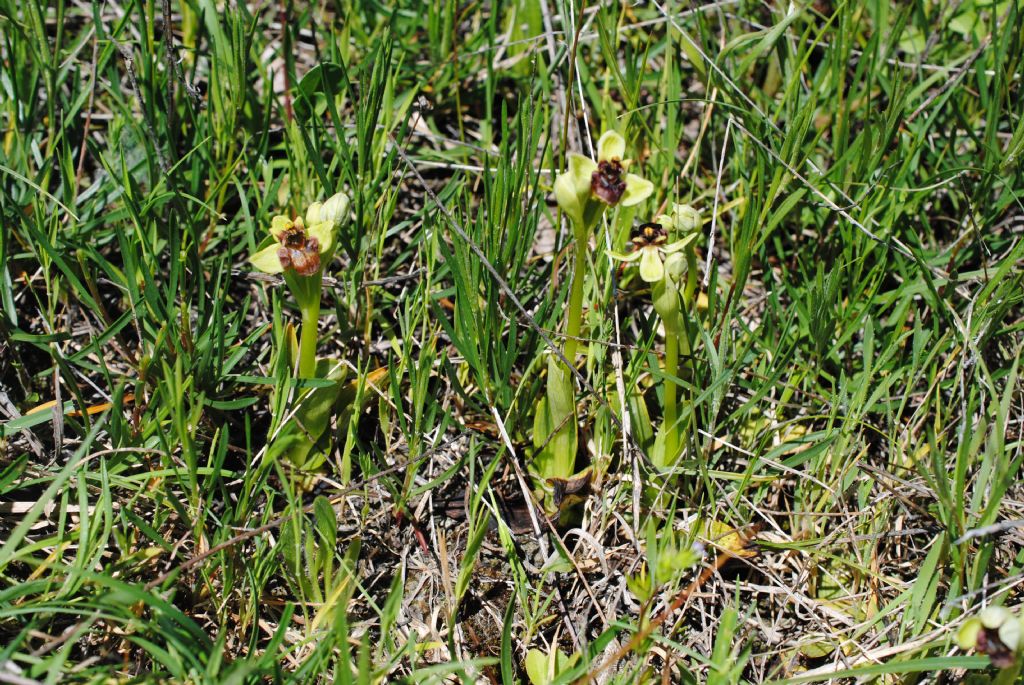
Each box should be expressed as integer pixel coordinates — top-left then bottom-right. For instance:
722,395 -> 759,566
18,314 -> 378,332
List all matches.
276,226 -> 321,276
591,158 -> 626,205
630,222 -> 668,249
976,628 -> 1016,669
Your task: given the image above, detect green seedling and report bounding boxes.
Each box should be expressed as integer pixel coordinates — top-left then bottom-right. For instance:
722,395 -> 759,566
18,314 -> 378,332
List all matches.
524,646 -> 580,685
534,131 -> 653,505
609,204 -> 702,469
626,518 -> 703,657
626,518 -> 703,605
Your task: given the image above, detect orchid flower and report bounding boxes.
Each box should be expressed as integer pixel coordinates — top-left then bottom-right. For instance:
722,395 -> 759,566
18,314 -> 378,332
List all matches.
608,221 -> 698,283
533,130 -> 653,505
958,605 -> 1023,670
250,192 -> 349,276
249,191 -> 349,379
608,204 -> 704,472
554,130 -> 654,230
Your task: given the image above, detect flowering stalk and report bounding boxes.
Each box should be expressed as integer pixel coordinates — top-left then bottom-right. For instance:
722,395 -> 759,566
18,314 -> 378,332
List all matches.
249,191 -> 350,479
537,131 -> 653,492
661,307 -> 680,461
652,250 -> 686,467
609,204 -> 701,469
562,241 -> 588,369
299,298 -> 320,378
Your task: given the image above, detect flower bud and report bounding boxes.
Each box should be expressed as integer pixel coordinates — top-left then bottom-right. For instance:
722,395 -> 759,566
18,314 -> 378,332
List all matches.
664,252 -> 687,281
312,191 -> 349,227
305,201 -> 323,225
670,203 -> 702,233
554,172 -> 584,227
1001,617 -> 1022,652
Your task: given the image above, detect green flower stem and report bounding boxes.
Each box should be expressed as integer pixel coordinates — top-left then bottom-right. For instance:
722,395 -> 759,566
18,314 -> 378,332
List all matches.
683,251 -> 698,308
671,248 -> 699,461
298,299 -> 321,378
663,329 -> 680,463
994,662 -> 1022,685
562,237 -> 589,366
653,275 -> 683,469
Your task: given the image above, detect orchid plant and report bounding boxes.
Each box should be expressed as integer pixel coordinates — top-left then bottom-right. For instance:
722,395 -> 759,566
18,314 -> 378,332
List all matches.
251,193 -> 348,378
250,191 -> 353,480
534,131 -> 653,506
609,203 -> 702,470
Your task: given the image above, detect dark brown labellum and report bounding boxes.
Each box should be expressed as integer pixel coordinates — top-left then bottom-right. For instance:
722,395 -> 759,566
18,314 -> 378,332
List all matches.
283,228 -> 307,248
631,222 -> 668,249
977,628 -> 1016,669
275,224 -> 321,276
591,159 -> 626,205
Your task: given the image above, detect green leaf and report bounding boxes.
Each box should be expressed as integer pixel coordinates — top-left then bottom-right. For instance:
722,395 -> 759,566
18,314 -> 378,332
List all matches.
531,356 -> 577,485
525,647 -> 580,685
269,358 -> 347,473
293,63 -> 348,122
500,595 -> 516,685
766,656 -> 990,684
314,495 -> 337,550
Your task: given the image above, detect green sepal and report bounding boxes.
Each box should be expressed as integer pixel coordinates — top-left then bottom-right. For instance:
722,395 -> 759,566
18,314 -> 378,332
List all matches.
250,243 -> 284,273
621,173 -> 654,207
596,130 -> 625,161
